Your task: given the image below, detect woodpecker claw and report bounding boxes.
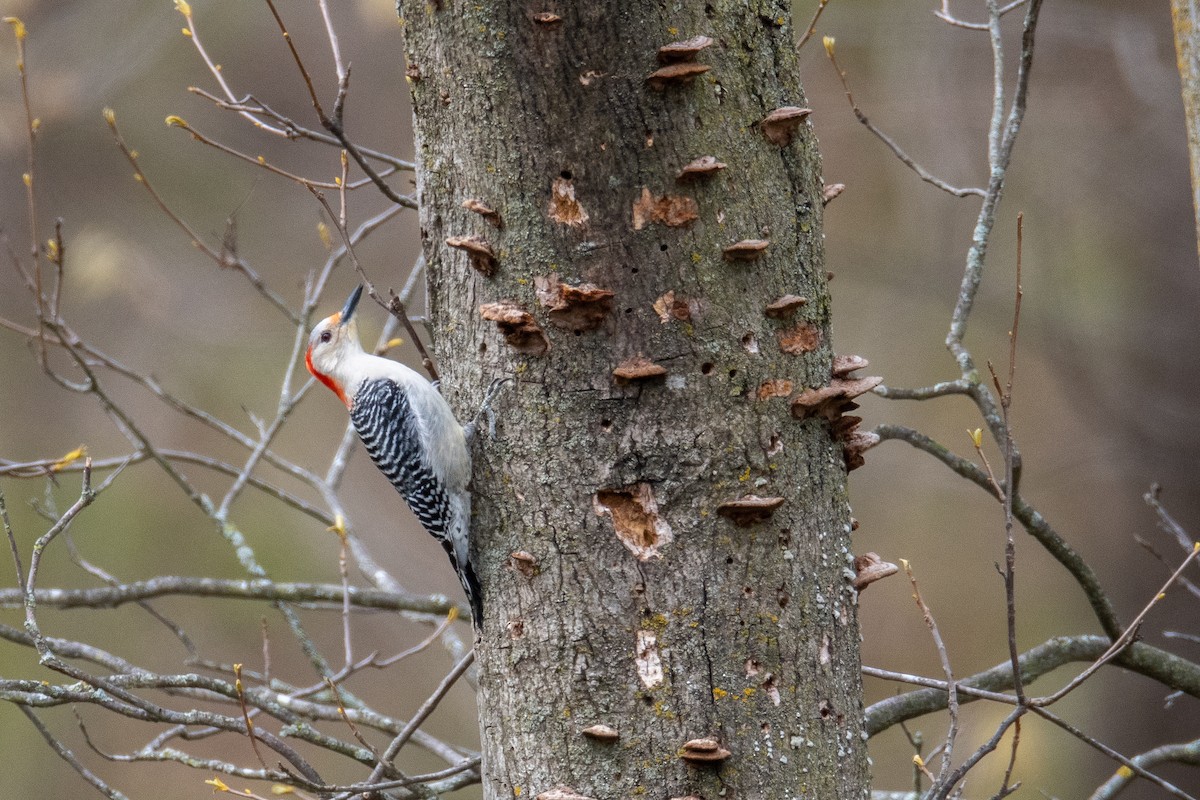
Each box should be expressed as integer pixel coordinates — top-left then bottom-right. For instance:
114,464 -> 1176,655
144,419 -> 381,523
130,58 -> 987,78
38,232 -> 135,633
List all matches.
466,376 -> 513,443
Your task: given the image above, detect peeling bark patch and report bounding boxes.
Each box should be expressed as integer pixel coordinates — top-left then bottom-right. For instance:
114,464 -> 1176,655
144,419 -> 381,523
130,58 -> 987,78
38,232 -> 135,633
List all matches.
548,176 -> 589,228
652,290 -> 693,323
594,484 -> 673,559
479,301 -> 551,355
646,62 -> 711,88
756,379 -> 793,400
761,106 -> 813,146
612,355 -> 668,385
716,495 -> 785,526
632,187 -> 699,230
777,322 -> 821,354
819,634 -> 831,667
509,550 -> 538,577
635,629 -> 664,689
445,236 -> 497,277
764,294 -> 808,318
762,673 -> 781,706
535,276 -> 614,331
531,11 -> 563,25
508,619 -> 525,639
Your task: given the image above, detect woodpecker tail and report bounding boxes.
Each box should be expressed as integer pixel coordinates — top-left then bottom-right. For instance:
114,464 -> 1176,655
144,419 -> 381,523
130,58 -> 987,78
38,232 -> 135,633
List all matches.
459,557 -> 484,630
444,492 -> 482,629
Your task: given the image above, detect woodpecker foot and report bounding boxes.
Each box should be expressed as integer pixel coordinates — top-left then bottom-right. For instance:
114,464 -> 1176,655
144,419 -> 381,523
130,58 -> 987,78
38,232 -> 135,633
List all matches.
465,376 -> 512,443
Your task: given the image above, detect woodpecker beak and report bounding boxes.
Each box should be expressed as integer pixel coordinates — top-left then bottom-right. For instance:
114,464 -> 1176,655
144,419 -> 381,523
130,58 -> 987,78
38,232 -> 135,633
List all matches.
339,285 -> 364,326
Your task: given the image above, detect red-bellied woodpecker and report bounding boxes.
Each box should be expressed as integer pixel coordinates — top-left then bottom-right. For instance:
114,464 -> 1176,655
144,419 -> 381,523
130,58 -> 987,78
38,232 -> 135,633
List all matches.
305,285 -> 482,628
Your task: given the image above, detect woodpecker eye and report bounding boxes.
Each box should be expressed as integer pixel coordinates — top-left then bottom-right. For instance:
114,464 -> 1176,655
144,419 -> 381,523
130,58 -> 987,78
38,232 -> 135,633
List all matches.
319,330 -> 333,344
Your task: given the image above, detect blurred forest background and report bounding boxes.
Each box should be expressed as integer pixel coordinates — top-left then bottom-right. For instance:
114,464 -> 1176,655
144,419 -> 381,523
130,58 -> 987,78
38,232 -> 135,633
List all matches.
0,0 -> 1196,797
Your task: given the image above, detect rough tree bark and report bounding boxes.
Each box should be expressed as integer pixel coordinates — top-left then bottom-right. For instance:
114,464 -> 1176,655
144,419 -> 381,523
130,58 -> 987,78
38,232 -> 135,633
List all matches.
399,2 -> 869,798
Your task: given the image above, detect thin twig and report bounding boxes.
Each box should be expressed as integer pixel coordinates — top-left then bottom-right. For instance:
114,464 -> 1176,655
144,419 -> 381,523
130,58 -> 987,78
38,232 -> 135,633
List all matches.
1032,708 -> 1198,800
308,189 -> 440,381
103,110 -> 297,323
1029,542 -> 1200,707
20,707 -> 132,800
187,87 -> 414,170
796,0 -> 832,49
874,423 -> 1124,639
823,38 -> 985,198
899,560 -> 958,788
342,650 -> 476,798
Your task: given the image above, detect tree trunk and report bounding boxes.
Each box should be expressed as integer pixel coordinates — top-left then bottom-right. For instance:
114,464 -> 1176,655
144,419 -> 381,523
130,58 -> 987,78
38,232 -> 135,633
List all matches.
1171,0 -> 1200,265
399,3 -> 868,798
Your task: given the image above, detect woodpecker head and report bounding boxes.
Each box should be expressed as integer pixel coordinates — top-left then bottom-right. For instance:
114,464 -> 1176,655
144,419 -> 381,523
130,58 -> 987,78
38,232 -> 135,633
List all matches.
306,285 -> 365,407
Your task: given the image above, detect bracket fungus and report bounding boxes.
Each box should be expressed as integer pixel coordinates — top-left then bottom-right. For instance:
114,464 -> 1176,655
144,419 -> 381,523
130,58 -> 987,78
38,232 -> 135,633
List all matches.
764,294 -> 808,318
822,182 -> 846,206
722,239 -> 769,261
677,155 -> 727,181
716,495 -> 786,526
679,737 -> 732,765
646,61 -> 711,89
831,353 -> 870,377
535,277 -> 614,332
658,35 -> 714,63
790,359 -> 882,471
841,430 -> 881,471
479,301 -> 551,356
790,376 -> 882,422
612,355 -> 668,385
852,552 -> 898,591
761,106 -> 813,146
581,724 -> 620,743
445,236 -> 497,277
461,198 -> 502,228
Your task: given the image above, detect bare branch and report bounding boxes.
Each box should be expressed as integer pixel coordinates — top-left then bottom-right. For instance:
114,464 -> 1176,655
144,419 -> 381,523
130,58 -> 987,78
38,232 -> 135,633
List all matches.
1090,737 -> 1200,800
864,635 -> 1200,736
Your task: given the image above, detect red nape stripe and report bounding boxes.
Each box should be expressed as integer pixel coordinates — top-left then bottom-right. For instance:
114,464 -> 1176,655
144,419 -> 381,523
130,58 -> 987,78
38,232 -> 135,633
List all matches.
305,346 -> 349,407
